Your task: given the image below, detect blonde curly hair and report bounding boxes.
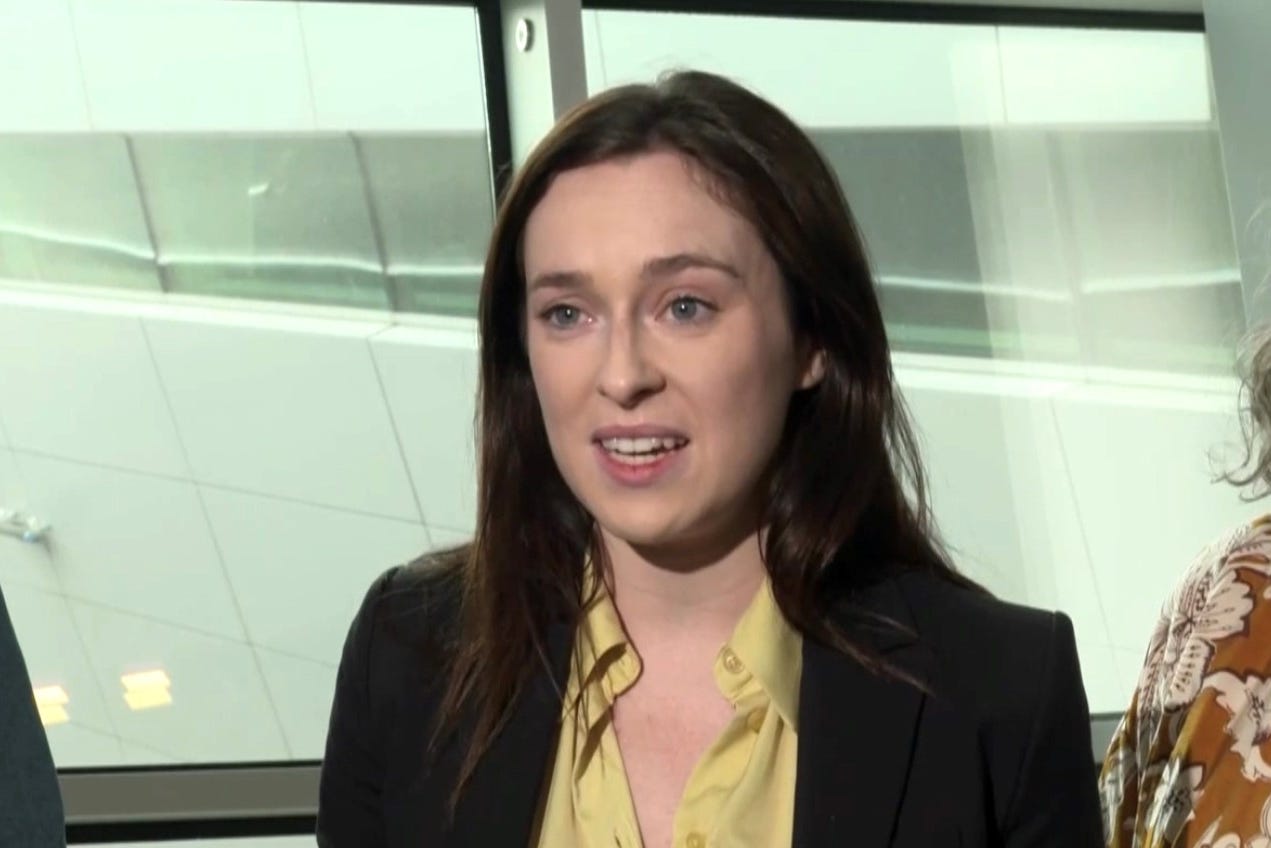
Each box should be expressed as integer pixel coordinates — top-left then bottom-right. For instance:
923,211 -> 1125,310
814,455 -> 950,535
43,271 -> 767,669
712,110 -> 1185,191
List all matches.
1222,201 -> 1271,498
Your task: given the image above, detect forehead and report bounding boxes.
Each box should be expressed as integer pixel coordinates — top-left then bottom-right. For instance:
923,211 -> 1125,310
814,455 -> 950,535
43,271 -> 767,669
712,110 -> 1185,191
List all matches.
522,151 -> 761,270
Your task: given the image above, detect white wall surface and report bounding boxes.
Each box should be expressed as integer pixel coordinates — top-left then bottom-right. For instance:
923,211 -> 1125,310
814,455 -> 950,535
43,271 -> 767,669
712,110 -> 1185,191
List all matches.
0,287 -> 477,765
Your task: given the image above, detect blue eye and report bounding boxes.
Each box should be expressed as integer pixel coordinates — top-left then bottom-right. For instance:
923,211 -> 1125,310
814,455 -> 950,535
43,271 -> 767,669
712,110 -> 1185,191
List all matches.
543,304 -> 583,328
667,296 -> 711,323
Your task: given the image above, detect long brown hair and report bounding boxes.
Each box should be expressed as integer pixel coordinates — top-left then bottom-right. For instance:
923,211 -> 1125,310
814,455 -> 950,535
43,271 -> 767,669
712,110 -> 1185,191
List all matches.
432,69 -> 980,804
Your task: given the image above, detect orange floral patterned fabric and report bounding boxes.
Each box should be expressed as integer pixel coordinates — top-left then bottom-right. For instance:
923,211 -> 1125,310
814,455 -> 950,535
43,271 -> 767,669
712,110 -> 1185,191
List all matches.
1101,515 -> 1271,848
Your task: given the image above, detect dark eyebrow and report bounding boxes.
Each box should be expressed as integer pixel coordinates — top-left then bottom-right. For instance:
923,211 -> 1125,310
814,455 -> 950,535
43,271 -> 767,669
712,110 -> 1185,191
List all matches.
527,270 -> 590,294
641,252 -> 741,281
527,252 -> 740,295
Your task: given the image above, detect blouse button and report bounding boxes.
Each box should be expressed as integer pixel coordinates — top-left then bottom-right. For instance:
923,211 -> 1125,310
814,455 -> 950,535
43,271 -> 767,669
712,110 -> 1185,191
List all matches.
721,648 -> 744,675
686,833 -> 706,848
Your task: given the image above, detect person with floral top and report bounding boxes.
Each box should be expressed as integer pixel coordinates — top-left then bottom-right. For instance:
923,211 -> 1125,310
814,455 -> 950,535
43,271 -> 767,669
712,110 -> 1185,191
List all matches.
1101,331 -> 1271,847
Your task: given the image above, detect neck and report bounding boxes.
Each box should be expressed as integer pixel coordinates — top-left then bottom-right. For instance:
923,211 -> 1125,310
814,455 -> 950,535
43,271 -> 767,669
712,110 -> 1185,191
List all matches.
598,526 -> 767,653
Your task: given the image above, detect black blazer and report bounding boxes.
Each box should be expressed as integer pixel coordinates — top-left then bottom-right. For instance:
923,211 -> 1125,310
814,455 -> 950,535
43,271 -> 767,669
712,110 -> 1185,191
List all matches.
0,584 -> 65,847
317,560 -> 1102,847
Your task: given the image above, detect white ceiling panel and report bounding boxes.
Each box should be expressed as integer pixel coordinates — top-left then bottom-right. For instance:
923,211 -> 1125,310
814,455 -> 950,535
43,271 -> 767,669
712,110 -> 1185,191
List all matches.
17,453 -> 246,640
68,599 -> 289,763
0,448 -> 59,593
119,740 -> 179,765
255,647 -> 337,759
44,723 -> 124,770
2,580 -> 120,767
0,300 -> 188,477
372,326 -> 479,534
145,315 -> 420,521
200,486 -> 427,664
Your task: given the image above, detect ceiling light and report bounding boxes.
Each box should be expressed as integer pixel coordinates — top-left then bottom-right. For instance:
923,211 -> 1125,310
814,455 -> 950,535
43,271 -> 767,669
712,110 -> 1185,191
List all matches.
33,685 -> 69,727
121,669 -> 172,711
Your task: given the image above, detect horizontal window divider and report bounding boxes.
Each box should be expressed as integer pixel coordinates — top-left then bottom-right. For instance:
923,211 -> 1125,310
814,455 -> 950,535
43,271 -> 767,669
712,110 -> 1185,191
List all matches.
580,0 -> 1203,32
61,761 -> 320,843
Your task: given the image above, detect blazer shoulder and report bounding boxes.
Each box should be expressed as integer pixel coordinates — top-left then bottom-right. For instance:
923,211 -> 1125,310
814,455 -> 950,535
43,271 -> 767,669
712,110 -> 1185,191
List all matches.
338,550 -> 467,710
891,570 -> 1100,838
888,570 -> 1077,713
358,550 -> 465,654
897,569 -> 1058,655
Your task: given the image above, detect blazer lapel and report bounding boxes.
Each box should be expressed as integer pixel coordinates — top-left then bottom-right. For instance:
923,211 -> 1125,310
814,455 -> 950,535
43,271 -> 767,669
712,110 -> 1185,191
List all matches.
448,619 -> 574,846
793,576 -> 931,848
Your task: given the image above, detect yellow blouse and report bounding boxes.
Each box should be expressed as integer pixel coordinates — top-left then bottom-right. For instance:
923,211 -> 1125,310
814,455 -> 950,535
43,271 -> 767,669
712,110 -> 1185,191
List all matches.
535,574 -> 802,848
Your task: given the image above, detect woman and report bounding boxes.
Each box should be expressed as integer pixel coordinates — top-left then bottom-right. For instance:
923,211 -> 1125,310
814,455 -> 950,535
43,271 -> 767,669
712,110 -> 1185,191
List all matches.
1100,328 -> 1271,847
317,70 -> 1101,847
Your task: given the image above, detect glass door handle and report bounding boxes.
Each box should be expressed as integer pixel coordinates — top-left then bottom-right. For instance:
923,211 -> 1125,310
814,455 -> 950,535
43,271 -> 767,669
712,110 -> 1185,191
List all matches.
0,508 -> 50,543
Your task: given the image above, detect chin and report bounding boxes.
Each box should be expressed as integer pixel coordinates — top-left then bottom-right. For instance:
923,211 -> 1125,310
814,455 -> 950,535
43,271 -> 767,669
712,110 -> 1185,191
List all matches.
595,518 -> 683,550
590,504 -> 691,551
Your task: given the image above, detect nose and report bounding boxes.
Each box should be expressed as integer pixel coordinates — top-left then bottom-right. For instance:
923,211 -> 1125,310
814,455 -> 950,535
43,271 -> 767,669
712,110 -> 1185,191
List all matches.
597,320 -> 664,408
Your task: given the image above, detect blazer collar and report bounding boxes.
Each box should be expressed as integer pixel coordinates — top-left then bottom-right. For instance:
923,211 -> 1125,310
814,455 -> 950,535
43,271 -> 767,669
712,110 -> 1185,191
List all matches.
793,574 -> 932,848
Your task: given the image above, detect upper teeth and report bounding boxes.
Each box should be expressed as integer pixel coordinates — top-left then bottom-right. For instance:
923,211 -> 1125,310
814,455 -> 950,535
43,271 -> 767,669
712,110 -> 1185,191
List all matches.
601,436 -> 686,454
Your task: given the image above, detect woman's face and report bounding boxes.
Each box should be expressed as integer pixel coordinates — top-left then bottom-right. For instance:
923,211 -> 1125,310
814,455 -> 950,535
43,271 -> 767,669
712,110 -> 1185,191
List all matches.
523,151 -> 823,555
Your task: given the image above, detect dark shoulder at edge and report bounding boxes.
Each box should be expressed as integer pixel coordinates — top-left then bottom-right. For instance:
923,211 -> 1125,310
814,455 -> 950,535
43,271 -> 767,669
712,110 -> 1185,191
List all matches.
365,547 -> 466,654
892,570 -> 1062,685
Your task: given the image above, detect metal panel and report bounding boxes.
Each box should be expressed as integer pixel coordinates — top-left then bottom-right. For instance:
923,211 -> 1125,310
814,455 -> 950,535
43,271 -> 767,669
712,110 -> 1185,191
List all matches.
61,763 -> 319,826
0,136 -> 161,292
500,0 -> 588,166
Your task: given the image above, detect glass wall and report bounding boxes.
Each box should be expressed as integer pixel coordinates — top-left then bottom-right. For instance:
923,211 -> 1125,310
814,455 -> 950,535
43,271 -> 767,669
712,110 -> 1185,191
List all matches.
584,11 -> 1239,373
582,9 -> 1250,713
0,0 -> 492,772
0,1 -> 492,316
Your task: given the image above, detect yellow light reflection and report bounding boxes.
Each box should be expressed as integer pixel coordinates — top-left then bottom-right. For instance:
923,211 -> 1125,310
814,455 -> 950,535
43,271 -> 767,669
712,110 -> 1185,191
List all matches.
121,668 -> 172,711
34,685 -> 69,727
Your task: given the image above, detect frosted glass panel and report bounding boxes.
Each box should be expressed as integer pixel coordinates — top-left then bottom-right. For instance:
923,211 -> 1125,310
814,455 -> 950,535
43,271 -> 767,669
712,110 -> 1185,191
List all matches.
0,1 -> 492,314
0,136 -> 160,291
359,133 -> 493,316
132,135 -> 388,309
806,126 -> 1242,368
587,13 -> 1240,374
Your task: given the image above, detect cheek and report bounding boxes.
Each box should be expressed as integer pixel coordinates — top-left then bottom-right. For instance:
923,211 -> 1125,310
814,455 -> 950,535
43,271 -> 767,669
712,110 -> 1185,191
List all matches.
692,338 -> 796,450
528,345 -> 589,440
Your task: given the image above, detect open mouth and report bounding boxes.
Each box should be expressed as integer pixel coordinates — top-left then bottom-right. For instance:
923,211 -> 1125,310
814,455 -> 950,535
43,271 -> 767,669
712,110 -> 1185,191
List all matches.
598,436 -> 689,466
